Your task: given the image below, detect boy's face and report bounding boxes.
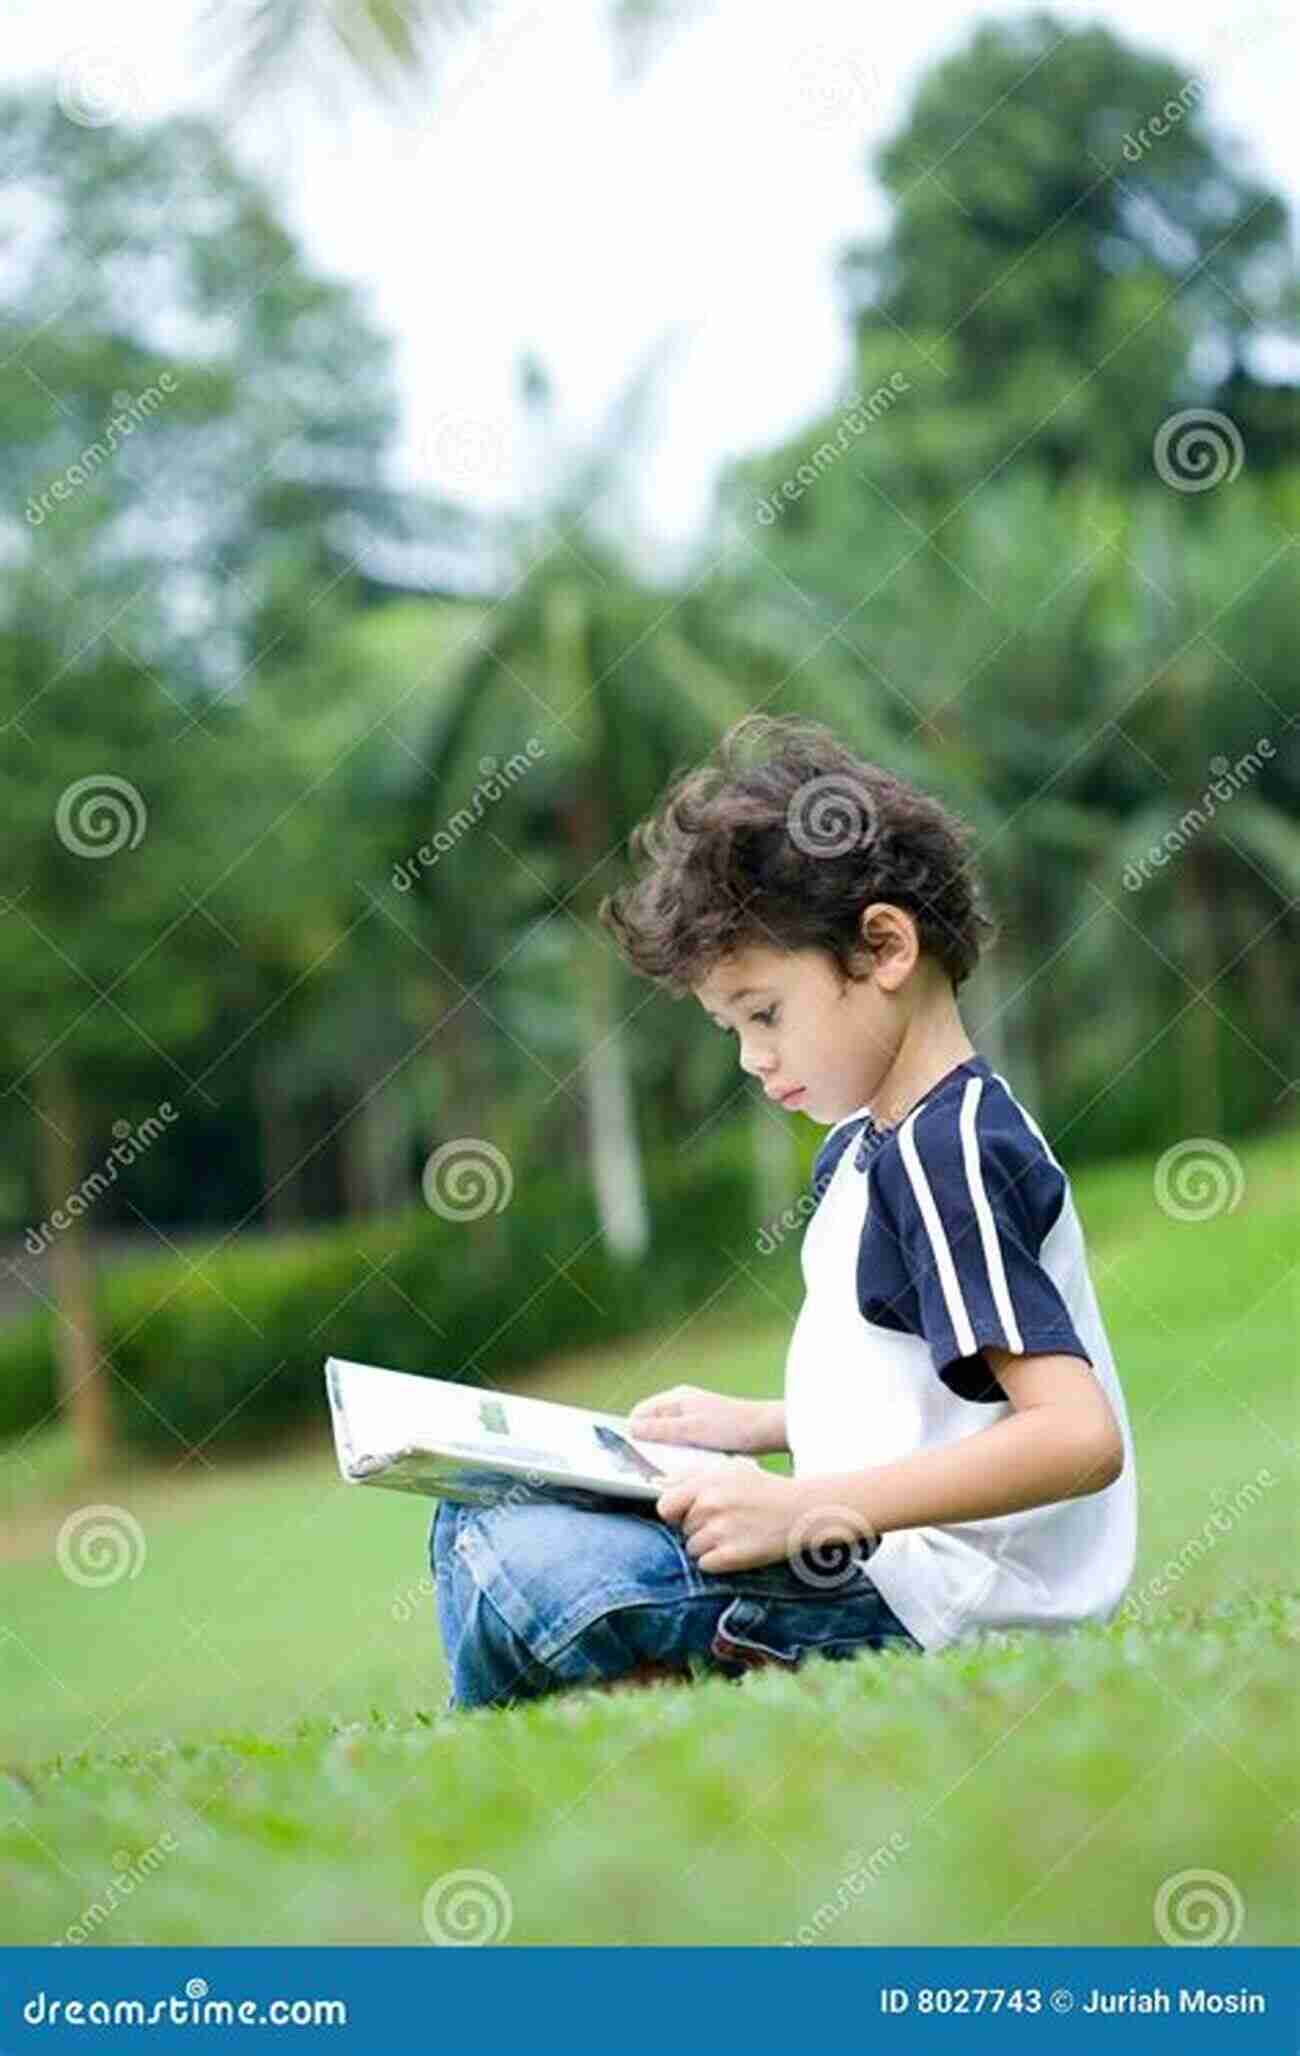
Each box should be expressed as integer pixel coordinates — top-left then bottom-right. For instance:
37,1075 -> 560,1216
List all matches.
693,940 -> 900,1126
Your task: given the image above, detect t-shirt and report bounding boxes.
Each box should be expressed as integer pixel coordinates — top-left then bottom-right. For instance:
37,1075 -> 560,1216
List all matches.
783,1054 -> 1138,1650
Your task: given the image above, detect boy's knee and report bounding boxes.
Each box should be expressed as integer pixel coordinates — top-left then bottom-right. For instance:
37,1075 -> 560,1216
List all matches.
452,1586 -> 557,1711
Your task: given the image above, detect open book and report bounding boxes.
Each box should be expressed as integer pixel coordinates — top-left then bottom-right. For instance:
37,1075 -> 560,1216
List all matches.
324,1356 -> 744,1511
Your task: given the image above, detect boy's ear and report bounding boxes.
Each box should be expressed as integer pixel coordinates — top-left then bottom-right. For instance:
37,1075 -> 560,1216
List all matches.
857,902 -> 919,985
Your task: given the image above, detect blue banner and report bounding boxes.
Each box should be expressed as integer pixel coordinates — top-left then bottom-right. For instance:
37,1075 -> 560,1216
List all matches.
2,1946 -> 1296,2051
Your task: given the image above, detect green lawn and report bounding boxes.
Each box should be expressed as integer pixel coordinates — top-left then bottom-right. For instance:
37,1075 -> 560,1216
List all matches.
1,1128 -> 1295,1945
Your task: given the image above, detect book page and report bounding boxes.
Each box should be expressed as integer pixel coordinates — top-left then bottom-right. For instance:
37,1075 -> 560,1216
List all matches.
327,1359 -> 736,1494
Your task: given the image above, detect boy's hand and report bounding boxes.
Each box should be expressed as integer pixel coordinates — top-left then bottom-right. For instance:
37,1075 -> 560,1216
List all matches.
655,1462 -> 813,1575
628,1384 -> 775,1455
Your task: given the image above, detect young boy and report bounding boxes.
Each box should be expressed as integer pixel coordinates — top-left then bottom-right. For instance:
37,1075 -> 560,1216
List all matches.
429,716 -> 1136,1710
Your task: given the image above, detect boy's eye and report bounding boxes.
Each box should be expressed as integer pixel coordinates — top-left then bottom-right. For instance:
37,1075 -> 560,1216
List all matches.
714,1005 -> 778,1035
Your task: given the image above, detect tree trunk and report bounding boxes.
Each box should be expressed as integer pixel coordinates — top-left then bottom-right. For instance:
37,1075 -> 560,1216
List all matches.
545,580 -> 651,1262
34,1062 -> 112,1475
578,933 -> 650,1262
1178,852 -> 1221,1135
253,1058 -> 301,1226
339,1077 -> 409,1218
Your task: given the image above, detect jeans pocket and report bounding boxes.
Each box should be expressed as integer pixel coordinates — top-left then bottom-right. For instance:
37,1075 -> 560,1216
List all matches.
710,1580 -> 920,1677
711,1595 -> 803,1674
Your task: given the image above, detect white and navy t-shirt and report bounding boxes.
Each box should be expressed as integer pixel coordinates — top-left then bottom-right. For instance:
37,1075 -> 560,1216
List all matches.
783,1055 -> 1137,1651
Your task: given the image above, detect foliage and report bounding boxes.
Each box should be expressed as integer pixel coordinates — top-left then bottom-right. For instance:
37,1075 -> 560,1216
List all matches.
0,1123 -> 804,1449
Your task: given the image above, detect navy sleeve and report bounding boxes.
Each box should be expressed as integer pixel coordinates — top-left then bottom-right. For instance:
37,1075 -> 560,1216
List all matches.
857,1091 -> 1094,1402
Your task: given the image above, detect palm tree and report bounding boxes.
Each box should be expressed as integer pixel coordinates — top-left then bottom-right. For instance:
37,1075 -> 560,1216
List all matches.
1091,482 -> 1300,1137
401,506 -> 762,1261
200,0 -> 705,109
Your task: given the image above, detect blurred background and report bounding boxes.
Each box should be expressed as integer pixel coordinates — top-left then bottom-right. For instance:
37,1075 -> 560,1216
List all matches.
0,0 -> 1297,1950
1,0 -> 1295,1482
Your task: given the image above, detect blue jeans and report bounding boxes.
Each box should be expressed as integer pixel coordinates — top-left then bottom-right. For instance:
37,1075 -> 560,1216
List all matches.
429,1489 -> 922,1712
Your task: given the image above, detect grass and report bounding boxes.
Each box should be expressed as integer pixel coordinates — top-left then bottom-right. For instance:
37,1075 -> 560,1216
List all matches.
1,1126 -> 1295,1945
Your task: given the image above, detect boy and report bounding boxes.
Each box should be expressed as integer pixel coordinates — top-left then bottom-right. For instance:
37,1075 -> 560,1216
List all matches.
429,716 -> 1136,1710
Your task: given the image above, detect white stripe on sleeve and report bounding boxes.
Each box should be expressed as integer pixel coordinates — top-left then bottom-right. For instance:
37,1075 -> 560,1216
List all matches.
897,1105 -> 977,1359
958,1077 -> 1024,1354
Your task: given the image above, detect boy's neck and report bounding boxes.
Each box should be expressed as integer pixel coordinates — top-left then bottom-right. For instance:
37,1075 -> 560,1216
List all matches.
866,1005 -> 977,1131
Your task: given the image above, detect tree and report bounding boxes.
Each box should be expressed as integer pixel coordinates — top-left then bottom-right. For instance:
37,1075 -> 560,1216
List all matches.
200,0 -> 710,111
0,90 -> 404,1470
836,13 -> 1294,496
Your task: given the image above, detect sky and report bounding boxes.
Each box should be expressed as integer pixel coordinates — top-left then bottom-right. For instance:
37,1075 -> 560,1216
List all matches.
6,0 -> 1298,577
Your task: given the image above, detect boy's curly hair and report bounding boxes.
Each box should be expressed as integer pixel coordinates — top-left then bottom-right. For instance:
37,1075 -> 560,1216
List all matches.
597,715 -> 997,996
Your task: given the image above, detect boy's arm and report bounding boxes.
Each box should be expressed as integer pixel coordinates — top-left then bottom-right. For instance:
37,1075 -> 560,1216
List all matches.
804,1350 -> 1123,1538
752,1397 -> 788,1455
